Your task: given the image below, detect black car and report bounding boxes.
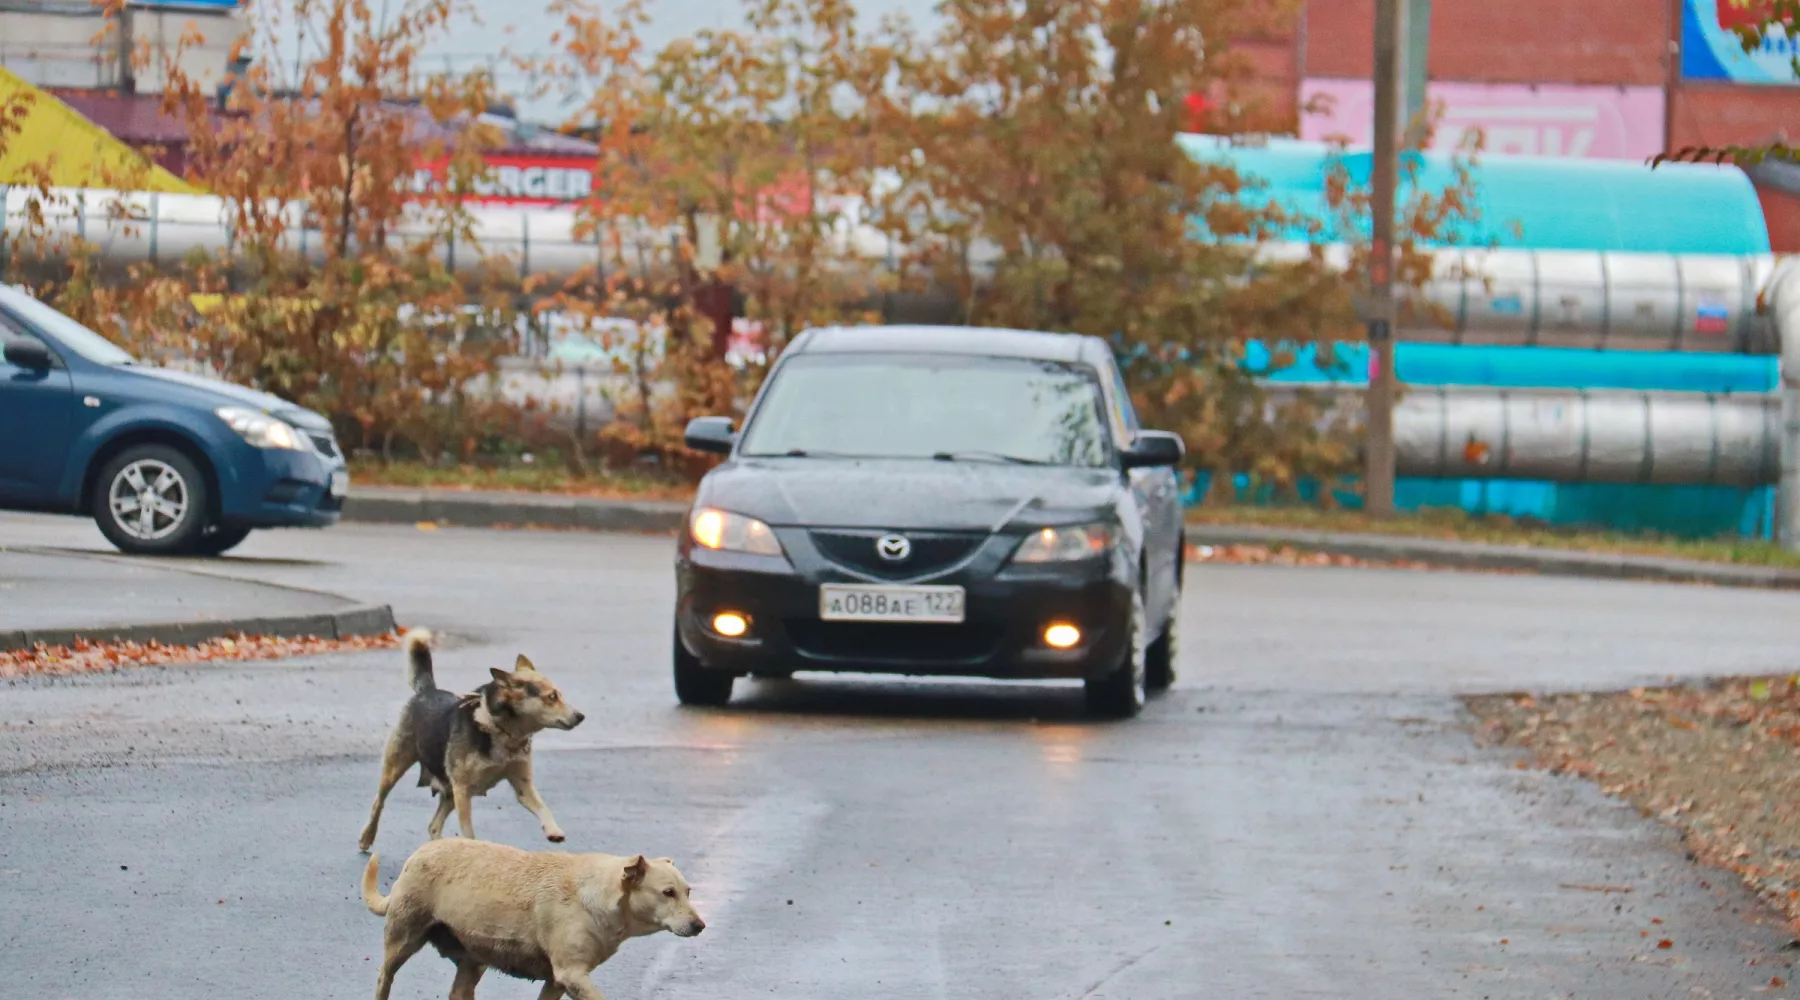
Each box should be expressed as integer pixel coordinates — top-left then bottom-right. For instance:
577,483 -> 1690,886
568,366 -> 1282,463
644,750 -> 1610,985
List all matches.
673,325 -> 1186,718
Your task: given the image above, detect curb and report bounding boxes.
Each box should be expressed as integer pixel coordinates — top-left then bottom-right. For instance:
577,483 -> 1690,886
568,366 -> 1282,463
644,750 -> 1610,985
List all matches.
0,603 -> 397,653
1186,524 -> 1800,591
343,488 -> 686,533
340,487 -> 1800,593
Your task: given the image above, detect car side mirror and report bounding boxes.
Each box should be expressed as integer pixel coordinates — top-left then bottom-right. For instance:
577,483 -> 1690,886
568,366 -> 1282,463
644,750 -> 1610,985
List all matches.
3,339 -> 53,371
1121,430 -> 1184,469
683,416 -> 737,455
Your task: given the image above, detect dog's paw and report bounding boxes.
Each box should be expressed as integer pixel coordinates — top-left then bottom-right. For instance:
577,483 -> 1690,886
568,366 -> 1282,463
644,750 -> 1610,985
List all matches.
546,832 -> 566,843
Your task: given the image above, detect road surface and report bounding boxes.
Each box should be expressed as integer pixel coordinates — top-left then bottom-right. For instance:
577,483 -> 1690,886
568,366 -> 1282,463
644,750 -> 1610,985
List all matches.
4,513 -> 1800,999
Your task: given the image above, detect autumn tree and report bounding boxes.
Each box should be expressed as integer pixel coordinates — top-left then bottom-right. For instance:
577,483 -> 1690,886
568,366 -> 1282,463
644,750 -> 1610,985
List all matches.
533,0 -> 888,470
863,0 -> 1372,498
23,0 -> 529,463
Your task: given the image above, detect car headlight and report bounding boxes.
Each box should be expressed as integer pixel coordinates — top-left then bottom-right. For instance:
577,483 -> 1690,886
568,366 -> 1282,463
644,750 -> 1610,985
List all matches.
216,406 -> 308,451
1011,522 -> 1114,563
690,507 -> 783,556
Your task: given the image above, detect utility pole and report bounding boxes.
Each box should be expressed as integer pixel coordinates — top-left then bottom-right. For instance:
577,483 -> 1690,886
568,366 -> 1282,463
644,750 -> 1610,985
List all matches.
1402,0 -> 1432,148
1365,0 -> 1404,517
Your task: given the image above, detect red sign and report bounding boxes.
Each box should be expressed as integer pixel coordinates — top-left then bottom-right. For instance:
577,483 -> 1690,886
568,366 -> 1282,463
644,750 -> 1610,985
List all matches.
411,153 -> 598,207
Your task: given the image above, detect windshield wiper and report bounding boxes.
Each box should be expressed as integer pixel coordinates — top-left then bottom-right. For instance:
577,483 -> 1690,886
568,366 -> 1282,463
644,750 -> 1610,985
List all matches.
931,450 -> 1049,466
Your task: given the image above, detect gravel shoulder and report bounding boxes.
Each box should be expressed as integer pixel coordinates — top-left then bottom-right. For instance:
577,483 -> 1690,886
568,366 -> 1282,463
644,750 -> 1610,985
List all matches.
1471,679 -> 1800,937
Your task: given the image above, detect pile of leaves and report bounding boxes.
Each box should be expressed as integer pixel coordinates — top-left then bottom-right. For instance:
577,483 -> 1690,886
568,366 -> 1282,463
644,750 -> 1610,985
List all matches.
1470,680 -> 1800,930
1186,542 -> 1435,572
0,631 -> 400,678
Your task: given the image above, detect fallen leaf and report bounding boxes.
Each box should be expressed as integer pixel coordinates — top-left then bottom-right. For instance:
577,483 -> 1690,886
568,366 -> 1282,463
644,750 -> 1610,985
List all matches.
1656,939 -> 1673,949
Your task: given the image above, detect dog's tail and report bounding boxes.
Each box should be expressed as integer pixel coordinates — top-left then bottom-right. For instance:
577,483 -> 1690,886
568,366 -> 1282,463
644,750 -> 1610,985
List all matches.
404,628 -> 435,694
361,854 -> 390,916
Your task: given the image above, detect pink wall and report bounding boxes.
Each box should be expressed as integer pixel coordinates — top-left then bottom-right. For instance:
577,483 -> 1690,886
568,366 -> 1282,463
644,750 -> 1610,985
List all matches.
1299,79 -> 1666,161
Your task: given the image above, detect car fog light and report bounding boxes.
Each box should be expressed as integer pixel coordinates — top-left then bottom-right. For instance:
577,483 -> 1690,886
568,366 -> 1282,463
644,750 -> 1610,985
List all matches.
1043,623 -> 1081,649
712,612 -> 749,637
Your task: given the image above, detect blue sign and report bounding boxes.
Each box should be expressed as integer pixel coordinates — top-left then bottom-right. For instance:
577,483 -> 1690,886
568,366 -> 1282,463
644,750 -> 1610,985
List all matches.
1682,0 -> 1800,85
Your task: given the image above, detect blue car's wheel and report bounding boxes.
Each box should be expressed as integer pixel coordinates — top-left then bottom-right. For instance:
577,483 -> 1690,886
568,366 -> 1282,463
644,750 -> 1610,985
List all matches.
92,444 -> 211,556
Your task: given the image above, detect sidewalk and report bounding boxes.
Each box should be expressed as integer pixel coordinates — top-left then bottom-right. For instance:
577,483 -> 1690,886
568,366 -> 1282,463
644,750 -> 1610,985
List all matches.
340,486 -> 1800,592
1,547 -> 394,651
1187,524 -> 1800,591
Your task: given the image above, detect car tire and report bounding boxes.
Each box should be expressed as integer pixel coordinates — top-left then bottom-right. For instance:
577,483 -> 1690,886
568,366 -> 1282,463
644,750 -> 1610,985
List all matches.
673,625 -> 734,707
92,444 -> 212,556
1145,596 -> 1179,694
191,524 -> 254,557
750,670 -> 794,681
1085,589 -> 1147,719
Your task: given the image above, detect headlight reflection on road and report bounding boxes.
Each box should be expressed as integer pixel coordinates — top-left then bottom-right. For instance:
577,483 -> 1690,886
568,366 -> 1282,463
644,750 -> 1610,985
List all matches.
1034,725 -> 1088,772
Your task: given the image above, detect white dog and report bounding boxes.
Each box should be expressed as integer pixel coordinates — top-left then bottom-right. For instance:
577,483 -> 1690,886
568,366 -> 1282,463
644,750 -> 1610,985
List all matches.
362,838 -> 706,1000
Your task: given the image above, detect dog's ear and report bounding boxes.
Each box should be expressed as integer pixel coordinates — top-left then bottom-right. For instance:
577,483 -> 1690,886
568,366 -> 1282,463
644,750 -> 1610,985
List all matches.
489,667 -> 515,686
623,855 -> 648,886
514,654 -> 539,675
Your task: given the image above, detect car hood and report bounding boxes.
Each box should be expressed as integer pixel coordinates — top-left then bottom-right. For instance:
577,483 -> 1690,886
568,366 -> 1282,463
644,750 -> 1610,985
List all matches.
122,366 -> 333,431
697,458 -> 1124,531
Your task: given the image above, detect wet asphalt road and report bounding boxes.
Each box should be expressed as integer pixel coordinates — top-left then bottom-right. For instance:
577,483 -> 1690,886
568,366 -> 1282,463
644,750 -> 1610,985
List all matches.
6,513 -> 1800,999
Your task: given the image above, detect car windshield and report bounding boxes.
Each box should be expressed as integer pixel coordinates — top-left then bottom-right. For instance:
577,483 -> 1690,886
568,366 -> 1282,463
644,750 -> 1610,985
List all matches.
739,352 -> 1111,467
0,288 -> 135,365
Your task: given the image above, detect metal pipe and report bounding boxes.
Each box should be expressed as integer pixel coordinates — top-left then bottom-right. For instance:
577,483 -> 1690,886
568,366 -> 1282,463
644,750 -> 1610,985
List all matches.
1269,384 -> 1780,486
3,187 -> 1779,353
1764,258 -> 1800,549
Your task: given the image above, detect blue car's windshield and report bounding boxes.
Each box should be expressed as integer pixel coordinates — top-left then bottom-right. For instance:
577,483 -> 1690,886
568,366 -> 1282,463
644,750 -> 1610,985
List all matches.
739,352 -> 1111,467
0,287 -> 135,365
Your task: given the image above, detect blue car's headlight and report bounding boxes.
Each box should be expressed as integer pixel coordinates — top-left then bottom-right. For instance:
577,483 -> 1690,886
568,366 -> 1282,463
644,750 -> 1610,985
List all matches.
216,407 -> 310,451
1011,522 -> 1114,563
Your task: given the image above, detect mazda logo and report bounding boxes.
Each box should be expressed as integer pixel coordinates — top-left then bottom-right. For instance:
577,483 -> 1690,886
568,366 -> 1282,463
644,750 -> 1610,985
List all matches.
875,534 -> 912,562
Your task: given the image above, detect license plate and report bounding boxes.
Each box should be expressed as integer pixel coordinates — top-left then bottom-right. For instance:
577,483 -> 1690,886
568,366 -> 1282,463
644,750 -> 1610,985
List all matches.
819,584 -> 965,623
329,470 -> 349,498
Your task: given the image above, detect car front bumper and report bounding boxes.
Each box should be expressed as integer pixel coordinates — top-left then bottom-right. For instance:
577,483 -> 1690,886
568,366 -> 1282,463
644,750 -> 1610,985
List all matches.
215,441 -> 345,529
676,531 -> 1133,681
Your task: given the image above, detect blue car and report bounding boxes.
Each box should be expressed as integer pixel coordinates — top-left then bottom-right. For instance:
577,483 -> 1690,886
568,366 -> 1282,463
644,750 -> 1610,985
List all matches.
0,285 -> 347,555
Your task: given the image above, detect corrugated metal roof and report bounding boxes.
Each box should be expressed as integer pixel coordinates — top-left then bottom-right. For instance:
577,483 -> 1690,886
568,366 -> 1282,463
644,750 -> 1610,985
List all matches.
0,69 -> 194,191
49,88 -> 195,145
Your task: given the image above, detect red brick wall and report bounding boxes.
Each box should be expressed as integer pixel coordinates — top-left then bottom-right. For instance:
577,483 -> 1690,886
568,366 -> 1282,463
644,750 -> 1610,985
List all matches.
1756,186 -> 1800,253
1668,85 -> 1800,151
1299,0 -> 1671,85
1301,0 -> 1374,78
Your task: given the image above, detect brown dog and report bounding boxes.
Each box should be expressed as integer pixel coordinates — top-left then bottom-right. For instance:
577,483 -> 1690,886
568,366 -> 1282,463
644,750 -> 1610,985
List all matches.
359,629 -> 585,852
362,838 -> 706,1000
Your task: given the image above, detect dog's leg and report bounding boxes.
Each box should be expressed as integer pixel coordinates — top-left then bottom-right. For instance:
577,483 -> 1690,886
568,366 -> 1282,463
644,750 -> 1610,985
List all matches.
449,960 -> 486,1000
534,982 -> 566,1000
506,760 -> 566,843
453,779 -> 477,840
453,779 -> 478,840
427,788 -> 456,840
374,920 -> 428,1000
359,729 -> 417,853
551,966 -> 606,1000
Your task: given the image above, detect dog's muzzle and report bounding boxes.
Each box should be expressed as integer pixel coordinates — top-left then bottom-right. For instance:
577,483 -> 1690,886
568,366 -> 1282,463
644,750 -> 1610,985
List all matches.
561,712 -> 586,730
677,918 -> 706,937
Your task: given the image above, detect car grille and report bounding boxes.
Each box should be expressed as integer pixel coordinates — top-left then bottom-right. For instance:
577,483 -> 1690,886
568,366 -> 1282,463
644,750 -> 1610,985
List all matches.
784,620 -> 1003,665
810,530 -> 984,580
307,433 -> 339,458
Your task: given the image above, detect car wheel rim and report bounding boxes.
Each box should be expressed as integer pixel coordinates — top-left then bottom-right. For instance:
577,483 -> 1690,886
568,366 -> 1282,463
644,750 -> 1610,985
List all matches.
108,460 -> 189,541
1129,594 -> 1147,708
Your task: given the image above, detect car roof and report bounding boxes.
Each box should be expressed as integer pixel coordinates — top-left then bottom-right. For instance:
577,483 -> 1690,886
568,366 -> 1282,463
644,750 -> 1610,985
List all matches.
788,324 -> 1109,365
